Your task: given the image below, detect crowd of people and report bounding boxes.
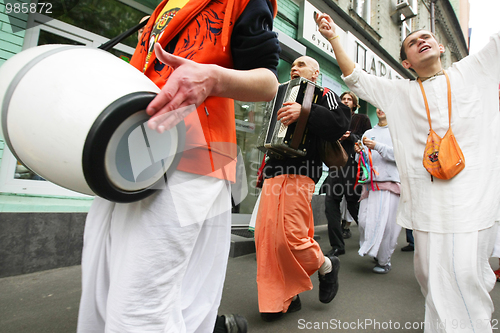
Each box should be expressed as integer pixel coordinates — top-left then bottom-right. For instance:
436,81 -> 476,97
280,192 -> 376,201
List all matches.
73,0 -> 500,332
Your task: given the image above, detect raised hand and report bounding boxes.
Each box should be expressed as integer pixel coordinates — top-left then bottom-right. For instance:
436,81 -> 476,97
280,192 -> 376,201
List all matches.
315,13 -> 337,41
314,13 -> 355,76
339,130 -> 351,141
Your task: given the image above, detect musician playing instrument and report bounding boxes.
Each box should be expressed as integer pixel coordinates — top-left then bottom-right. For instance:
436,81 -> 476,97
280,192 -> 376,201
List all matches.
254,56 -> 350,322
77,0 -> 280,332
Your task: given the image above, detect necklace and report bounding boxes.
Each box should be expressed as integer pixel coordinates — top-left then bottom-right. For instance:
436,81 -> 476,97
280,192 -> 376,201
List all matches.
418,69 -> 444,82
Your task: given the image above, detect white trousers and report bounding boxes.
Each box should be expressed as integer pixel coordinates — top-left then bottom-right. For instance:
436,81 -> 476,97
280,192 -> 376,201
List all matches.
77,171 -> 232,333
358,190 -> 401,266
414,224 -> 498,333
340,195 -> 355,223
491,224 -> 500,258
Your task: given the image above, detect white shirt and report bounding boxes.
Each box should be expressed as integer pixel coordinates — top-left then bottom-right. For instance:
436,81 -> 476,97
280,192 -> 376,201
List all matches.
343,32 -> 500,233
362,124 -> 400,183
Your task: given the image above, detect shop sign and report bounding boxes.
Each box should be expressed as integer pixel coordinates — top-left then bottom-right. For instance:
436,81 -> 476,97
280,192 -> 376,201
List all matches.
235,119 -> 255,133
298,0 -> 404,80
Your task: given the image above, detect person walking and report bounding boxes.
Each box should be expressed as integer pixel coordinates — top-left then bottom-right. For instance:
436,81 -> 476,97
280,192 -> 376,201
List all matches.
355,109 -> 401,274
255,55 -> 350,322
316,12 -> 500,332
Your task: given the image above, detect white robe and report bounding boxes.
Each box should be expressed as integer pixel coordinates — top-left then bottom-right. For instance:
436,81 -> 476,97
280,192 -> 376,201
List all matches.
77,171 -> 232,333
358,190 -> 401,266
414,224 -> 497,333
343,33 -> 500,233
343,31 -> 500,333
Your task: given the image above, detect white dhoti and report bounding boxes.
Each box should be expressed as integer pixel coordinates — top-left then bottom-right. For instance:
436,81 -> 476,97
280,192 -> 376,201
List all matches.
77,171 -> 232,333
491,223 -> 500,258
414,223 -> 498,333
358,190 -> 401,266
340,195 -> 355,223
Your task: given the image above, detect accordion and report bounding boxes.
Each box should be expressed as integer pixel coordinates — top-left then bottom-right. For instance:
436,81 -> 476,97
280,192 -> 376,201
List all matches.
257,77 -> 324,157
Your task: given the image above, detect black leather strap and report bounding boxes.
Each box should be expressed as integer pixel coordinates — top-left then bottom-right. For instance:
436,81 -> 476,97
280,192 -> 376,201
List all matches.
98,18 -> 149,51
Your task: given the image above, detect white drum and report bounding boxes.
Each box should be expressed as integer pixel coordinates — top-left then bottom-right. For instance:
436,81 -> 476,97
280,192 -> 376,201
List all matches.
0,45 -> 185,203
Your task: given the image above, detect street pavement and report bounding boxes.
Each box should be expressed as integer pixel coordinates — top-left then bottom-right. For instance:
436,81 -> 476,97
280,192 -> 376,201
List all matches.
1,224 -> 499,332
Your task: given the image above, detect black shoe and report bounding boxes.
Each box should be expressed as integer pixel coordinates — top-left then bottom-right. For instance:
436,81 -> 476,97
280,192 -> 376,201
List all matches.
401,244 -> 414,252
327,248 -> 345,257
222,314 -> 248,333
287,295 -> 302,313
342,228 -> 351,239
260,311 -> 284,322
261,295 -> 301,322
318,255 -> 340,303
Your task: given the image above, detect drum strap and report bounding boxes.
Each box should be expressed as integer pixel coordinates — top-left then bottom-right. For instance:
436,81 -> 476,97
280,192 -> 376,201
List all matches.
98,18 -> 149,51
290,82 -> 314,150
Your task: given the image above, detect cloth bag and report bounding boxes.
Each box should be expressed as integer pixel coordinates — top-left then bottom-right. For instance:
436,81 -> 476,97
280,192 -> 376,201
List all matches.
318,139 -> 348,168
418,70 -> 465,180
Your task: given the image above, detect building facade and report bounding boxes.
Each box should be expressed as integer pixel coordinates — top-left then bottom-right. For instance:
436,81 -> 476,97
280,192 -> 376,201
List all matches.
0,0 -> 468,277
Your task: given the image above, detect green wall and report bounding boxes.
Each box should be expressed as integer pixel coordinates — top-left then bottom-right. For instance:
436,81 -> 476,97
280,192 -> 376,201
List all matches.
0,0 -> 28,67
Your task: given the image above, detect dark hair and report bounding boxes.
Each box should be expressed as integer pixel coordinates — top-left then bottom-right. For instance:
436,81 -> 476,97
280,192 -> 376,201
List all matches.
400,29 -> 439,61
340,91 -> 359,111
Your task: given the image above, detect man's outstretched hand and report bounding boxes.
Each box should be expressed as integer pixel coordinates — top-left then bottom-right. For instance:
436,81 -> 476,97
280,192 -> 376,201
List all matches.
147,43 -> 217,132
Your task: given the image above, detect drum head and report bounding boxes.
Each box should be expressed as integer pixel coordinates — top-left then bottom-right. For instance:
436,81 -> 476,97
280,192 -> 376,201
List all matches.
83,92 -> 185,203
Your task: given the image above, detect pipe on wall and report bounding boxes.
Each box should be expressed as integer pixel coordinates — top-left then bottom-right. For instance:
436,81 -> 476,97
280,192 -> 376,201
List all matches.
430,0 -> 437,34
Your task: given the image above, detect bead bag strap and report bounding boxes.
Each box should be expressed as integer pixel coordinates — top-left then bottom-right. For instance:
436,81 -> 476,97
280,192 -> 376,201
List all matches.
416,69 -> 452,129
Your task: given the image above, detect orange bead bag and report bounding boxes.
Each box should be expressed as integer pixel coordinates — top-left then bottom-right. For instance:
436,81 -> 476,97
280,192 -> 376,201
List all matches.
417,70 -> 465,180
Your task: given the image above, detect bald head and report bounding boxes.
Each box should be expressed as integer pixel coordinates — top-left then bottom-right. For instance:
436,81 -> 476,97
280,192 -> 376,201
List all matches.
291,56 -> 320,82
138,16 -> 150,39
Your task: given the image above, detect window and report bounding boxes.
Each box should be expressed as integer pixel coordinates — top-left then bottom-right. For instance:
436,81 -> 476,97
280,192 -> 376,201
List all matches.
402,18 -> 412,42
353,0 -> 371,24
231,59 -> 292,214
43,0 -> 151,48
396,0 -> 417,20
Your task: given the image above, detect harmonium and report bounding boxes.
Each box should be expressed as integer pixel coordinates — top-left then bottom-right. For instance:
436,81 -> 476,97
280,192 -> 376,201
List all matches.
257,77 -> 324,158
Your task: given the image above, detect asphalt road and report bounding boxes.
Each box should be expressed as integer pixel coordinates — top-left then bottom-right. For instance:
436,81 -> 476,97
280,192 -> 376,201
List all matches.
1,224 -> 499,332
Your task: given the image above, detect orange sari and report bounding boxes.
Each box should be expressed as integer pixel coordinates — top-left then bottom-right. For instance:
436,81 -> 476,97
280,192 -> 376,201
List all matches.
255,174 -> 325,313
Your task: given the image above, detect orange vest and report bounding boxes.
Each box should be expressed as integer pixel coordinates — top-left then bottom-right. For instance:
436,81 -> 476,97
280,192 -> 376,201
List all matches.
130,0 -> 277,182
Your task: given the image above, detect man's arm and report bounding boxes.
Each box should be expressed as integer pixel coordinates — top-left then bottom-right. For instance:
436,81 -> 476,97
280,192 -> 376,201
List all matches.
316,13 -> 401,114
276,90 -> 350,142
146,43 -> 278,131
363,137 -> 395,162
308,90 -> 351,142
316,13 -> 355,77
147,0 -> 280,132
147,43 -> 278,115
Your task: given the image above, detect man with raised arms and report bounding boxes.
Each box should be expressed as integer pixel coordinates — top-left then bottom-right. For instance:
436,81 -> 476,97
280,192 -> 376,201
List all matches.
316,12 -> 500,332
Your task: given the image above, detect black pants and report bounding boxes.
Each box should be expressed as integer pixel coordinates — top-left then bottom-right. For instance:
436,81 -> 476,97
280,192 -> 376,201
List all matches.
322,157 -> 361,251
405,229 -> 414,246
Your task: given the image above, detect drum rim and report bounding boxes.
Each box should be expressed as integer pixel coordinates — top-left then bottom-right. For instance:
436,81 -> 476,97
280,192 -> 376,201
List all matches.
82,91 -> 186,203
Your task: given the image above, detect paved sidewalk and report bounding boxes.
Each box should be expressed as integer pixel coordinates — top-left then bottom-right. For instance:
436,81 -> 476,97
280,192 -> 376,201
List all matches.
1,224 -> 499,332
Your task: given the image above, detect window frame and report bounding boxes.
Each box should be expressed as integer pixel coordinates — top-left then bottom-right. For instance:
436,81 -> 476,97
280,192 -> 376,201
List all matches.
353,0 -> 371,24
